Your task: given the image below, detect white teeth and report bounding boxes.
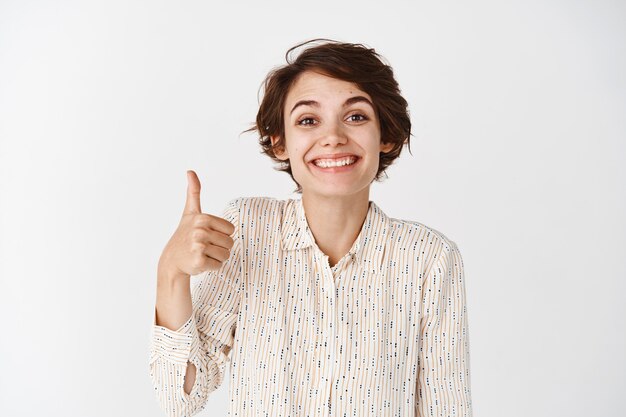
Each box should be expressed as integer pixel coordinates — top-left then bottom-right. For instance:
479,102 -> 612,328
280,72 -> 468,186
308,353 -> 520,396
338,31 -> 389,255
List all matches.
313,156 -> 357,168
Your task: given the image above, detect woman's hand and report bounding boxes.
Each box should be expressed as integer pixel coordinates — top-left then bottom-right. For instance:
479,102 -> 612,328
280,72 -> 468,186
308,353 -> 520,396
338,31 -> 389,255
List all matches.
159,170 -> 236,279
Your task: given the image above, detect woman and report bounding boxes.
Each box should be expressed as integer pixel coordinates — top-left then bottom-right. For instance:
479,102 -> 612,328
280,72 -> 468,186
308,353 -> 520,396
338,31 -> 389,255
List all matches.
150,39 -> 473,417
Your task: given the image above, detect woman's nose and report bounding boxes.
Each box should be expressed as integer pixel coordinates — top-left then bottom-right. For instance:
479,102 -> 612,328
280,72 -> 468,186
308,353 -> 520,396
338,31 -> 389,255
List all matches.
319,120 -> 347,146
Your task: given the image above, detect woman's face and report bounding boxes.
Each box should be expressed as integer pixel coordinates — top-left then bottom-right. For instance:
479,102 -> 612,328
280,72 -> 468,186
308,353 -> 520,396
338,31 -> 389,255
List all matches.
271,70 -> 393,200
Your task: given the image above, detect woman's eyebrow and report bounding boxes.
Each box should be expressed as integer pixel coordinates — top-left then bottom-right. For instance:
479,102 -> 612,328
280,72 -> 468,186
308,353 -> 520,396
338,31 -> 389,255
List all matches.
289,95 -> 374,115
343,95 -> 374,109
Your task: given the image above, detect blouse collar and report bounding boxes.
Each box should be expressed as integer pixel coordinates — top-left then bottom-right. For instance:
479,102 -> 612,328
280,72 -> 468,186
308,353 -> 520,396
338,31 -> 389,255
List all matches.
280,198 -> 390,274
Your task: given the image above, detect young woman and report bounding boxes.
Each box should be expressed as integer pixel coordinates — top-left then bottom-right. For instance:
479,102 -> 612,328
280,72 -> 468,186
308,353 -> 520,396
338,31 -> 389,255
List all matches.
150,39 -> 473,417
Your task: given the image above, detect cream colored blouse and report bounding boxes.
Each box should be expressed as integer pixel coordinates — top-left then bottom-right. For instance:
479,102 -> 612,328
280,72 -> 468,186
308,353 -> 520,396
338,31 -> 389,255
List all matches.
149,196 -> 473,417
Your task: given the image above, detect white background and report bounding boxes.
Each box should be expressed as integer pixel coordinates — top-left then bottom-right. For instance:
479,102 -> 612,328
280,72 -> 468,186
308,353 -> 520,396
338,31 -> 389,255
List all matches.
1,1 -> 625,416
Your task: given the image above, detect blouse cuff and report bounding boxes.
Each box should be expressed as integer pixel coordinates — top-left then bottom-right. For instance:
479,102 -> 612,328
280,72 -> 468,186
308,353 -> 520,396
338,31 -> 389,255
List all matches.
150,314 -> 198,366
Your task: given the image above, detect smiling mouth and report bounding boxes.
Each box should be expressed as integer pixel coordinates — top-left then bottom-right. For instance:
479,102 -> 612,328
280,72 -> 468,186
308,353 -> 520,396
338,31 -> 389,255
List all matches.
311,156 -> 359,168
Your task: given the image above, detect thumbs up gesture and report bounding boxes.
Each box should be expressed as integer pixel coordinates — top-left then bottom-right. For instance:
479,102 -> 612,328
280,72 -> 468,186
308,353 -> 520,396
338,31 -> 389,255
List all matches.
159,170 -> 236,278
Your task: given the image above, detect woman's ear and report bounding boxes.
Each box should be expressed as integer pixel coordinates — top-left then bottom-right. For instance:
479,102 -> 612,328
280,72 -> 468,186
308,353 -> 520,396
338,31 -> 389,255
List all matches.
380,141 -> 394,154
270,135 -> 289,161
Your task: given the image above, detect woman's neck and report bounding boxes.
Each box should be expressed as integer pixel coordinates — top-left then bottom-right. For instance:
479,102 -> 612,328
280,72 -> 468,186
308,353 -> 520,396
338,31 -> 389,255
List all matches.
301,189 -> 370,267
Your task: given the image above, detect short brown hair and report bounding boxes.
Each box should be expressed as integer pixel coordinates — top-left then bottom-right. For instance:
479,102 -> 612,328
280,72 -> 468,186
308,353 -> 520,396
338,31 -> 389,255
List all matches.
245,39 -> 412,193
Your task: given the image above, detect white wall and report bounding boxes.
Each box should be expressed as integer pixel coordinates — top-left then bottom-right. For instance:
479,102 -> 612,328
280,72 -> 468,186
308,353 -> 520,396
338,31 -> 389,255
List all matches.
1,1 -> 624,416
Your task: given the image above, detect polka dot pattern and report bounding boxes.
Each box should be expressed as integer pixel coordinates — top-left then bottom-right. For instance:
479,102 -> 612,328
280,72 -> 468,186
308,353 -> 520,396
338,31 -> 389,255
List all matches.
149,197 -> 473,417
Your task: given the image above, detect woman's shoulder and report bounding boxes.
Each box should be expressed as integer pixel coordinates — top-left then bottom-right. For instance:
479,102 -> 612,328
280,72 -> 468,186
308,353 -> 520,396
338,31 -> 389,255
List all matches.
385,212 -> 459,253
384,215 -> 462,271
222,196 -> 297,221
224,196 -> 294,210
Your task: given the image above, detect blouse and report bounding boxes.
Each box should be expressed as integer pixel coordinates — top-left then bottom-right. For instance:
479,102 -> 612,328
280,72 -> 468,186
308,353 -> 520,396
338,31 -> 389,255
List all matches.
149,196 -> 473,417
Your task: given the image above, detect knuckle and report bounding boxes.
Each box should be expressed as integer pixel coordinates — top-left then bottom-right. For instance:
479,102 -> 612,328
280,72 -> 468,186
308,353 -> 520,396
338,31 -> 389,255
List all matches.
193,215 -> 208,227
190,257 -> 203,270
191,229 -> 206,241
190,241 -> 205,253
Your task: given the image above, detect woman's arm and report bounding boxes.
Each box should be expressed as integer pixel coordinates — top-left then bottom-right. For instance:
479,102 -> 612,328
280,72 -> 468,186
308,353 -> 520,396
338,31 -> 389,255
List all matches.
154,262 -> 195,394
416,239 -> 473,416
149,197 -> 243,417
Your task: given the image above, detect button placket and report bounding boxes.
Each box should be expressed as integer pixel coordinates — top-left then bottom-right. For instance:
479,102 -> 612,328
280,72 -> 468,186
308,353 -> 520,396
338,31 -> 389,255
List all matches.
312,251 -> 336,388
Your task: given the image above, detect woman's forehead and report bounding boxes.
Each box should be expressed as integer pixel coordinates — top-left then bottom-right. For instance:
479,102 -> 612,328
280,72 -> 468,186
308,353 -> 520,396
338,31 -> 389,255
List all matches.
285,71 -> 371,105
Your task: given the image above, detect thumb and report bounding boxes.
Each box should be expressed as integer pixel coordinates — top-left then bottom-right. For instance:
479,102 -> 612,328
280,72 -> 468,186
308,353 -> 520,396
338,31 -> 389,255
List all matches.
184,170 -> 202,215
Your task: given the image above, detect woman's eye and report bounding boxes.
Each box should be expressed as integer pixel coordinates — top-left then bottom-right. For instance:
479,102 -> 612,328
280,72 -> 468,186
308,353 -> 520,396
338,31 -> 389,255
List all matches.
347,114 -> 368,122
297,117 -> 316,126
